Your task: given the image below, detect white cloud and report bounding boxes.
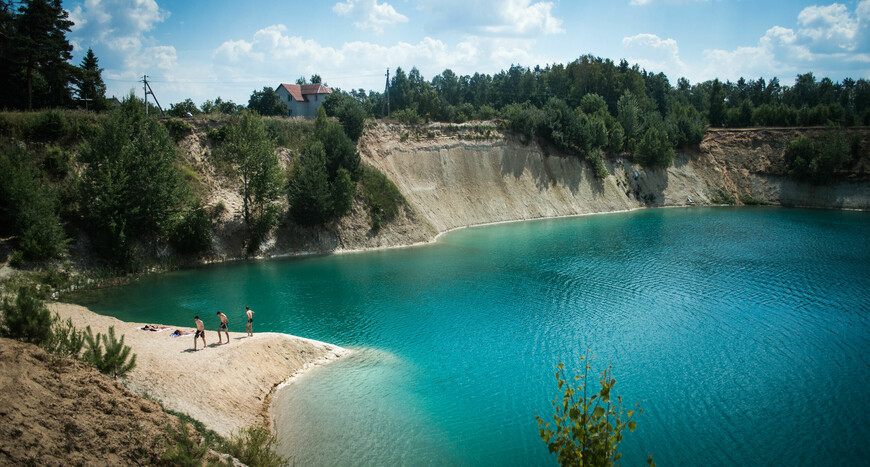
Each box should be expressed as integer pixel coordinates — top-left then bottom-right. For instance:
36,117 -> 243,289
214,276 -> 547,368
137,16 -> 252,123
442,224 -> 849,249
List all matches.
208,24 -> 546,101
332,0 -> 409,34
629,0 -> 708,6
483,0 -> 564,35
68,0 -> 173,81
797,3 -> 861,51
622,33 -> 688,80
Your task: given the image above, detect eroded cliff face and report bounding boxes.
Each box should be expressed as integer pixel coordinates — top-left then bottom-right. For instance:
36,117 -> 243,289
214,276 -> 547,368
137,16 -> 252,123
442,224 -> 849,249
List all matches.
188,122 -> 868,261
357,123 -> 869,243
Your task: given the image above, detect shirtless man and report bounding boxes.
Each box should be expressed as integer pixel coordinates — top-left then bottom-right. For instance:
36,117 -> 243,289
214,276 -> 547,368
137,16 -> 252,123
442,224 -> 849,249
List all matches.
216,311 -> 229,344
245,306 -> 254,337
193,316 -> 206,350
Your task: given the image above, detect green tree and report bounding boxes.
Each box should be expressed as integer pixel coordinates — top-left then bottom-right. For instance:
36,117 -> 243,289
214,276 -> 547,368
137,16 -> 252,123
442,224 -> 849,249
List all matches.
708,79 -> 726,127
221,426 -> 288,467
248,86 -> 287,116
16,0 -> 75,109
318,120 -> 361,180
331,167 -> 355,217
0,143 -> 68,260
82,325 -> 137,378
288,141 -> 333,225
79,95 -> 186,265
638,125 -> 675,169
222,110 -> 283,250
536,354 -> 650,467
168,98 -> 200,117
617,91 -> 641,142
0,285 -> 53,346
73,48 -> 107,111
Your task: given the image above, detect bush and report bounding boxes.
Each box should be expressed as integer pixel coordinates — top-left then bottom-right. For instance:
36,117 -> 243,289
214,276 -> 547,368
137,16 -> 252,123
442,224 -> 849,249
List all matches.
710,188 -> 736,205
785,131 -> 853,184
162,418 -> 209,466
170,202 -> 212,254
43,316 -> 85,358
360,165 -> 403,231
29,109 -> 68,141
163,118 -> 193,142
264,117 -> 314,153
588,149 -> 609,180
535,354 -> 649,467
637,125 -> 675,169
82,325 -> 137,378
392,108 -> 422,125
221,426 -> 288,467
0,286 -> 54,346
501,102 -> 541,144
43,146 -> 71,178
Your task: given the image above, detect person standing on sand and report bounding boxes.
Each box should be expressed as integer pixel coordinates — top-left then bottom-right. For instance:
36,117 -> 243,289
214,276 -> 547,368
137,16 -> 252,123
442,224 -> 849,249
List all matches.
216,311 -> 229,344
194,316 -> 206,350
245,306 -> 254,337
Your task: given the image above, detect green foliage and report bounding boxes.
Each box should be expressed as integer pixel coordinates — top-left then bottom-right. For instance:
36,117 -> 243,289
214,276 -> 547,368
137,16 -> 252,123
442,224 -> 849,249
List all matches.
588,149 -> 609,180
331,167 -> 355,217
785,131 -> 853,184
336,99 -> 367,142
163,118 -> 193,142
206,125 -> 230,144
162,418 -> 210,466
31,109 -> 69,140
360,165 -> 404,231
248,87 -> 288,117
392,107 -> 422,125
535,355 -> 648,467
288,142 -> 333,225
637,125 -> 675,169
73,48 -> 108,111
0,286 -> 53,346
221,111 -> 283,250
502,102 -> 541,144
42,145 -> 70,178
617,91 -> 641,141
710,188 -> 736,205
263,117 -> 314,152
0,143 -> 68,260
168,98 -> 200,118
318,121 -> 361,180
220,426 -> 288,467
607,123 -> 625,153
708,79 -> 726,127
43,315 -> 85,358
580,94 -> 608,115
170,201 -> 212,254
79,97 -> 187,267
82,325 -> 137,378
740,195 -> 768,206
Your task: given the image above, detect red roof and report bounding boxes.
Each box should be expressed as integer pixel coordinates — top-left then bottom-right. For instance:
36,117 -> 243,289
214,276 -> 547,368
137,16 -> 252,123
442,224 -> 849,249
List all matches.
278,83 -> 332,102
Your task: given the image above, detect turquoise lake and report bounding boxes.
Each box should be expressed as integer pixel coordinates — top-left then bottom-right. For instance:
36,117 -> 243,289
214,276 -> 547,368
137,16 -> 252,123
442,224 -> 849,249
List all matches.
75,207 -> 870,465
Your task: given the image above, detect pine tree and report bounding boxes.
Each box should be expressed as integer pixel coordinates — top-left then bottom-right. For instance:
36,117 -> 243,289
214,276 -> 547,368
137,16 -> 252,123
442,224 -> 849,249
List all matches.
16,0 -> 75,109
74,48 -> 107,111
83,326 -> 137,379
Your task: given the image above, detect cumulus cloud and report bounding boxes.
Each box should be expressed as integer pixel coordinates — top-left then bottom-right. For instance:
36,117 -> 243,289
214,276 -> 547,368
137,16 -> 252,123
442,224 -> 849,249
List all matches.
67,0 -> 174,80
482,0 -> 564,35
332,0 -> 409,34
693,2 -> 869,82
622,33 -> 688,80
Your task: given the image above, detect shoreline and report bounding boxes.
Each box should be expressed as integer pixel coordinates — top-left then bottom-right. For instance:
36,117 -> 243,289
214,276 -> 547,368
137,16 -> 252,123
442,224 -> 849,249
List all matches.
49,302 -> 348,439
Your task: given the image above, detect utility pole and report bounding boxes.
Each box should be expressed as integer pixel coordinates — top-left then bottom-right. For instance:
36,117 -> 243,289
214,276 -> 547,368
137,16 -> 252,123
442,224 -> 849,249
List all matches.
385,68 -> 390,118
142,75 -> 164,116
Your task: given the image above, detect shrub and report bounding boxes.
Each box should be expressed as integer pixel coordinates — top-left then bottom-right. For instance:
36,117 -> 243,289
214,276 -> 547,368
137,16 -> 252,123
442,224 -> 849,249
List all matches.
588,149 -> 609,180
171,202 -> 212,254
43,146 -> 71,178
162,418 -> 209,466
0,286 -> 54,346
710,188 -> 736,205
82,325 -> 137,378
785,131 -> 853,184
163,118 -> 193,142
392,108 -> 422,125
43,316 -> 85,358
501,102 -> 541,144
637,125 -> 675,169
29,109 -> 68,141
535,354 -> 650,467
221,426 -> 288,467
360,165 -> 403,231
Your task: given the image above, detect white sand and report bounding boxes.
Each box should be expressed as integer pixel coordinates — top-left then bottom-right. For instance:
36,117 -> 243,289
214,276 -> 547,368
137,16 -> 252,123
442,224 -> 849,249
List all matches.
50,302 -> 347,438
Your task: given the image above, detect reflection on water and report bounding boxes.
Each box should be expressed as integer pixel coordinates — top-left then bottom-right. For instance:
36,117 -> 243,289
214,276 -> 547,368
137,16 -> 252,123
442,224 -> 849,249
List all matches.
77,207 -> 870,465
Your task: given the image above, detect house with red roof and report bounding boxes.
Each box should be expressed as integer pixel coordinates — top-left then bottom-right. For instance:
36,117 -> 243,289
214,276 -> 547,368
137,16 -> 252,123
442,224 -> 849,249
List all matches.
275,83 -> 332,118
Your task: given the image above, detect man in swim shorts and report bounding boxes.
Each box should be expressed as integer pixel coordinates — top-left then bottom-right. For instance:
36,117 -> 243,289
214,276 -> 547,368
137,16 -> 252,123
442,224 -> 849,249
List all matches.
193,316 -> 206,350
245,306 -> 254,337
216,311 -> 229,344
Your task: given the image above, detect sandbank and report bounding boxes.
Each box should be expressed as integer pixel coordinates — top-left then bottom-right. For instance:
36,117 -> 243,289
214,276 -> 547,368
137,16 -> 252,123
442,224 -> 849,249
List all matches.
50,302 -> 347,438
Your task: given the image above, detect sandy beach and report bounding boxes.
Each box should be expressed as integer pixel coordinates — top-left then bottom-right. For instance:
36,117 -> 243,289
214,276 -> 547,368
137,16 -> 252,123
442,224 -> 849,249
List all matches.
50,302 -> 347,438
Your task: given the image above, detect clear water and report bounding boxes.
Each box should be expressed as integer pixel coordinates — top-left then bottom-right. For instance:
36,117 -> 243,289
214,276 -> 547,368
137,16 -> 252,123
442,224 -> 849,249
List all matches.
74,207 -> 870,466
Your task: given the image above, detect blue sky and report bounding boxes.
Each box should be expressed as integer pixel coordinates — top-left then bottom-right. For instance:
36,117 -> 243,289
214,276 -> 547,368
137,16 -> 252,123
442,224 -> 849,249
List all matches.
63,0 -> 870,107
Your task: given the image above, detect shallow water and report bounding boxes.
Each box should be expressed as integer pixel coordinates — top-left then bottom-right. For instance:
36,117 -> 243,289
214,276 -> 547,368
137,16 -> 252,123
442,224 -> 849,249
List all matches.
76,207 -> 870,465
